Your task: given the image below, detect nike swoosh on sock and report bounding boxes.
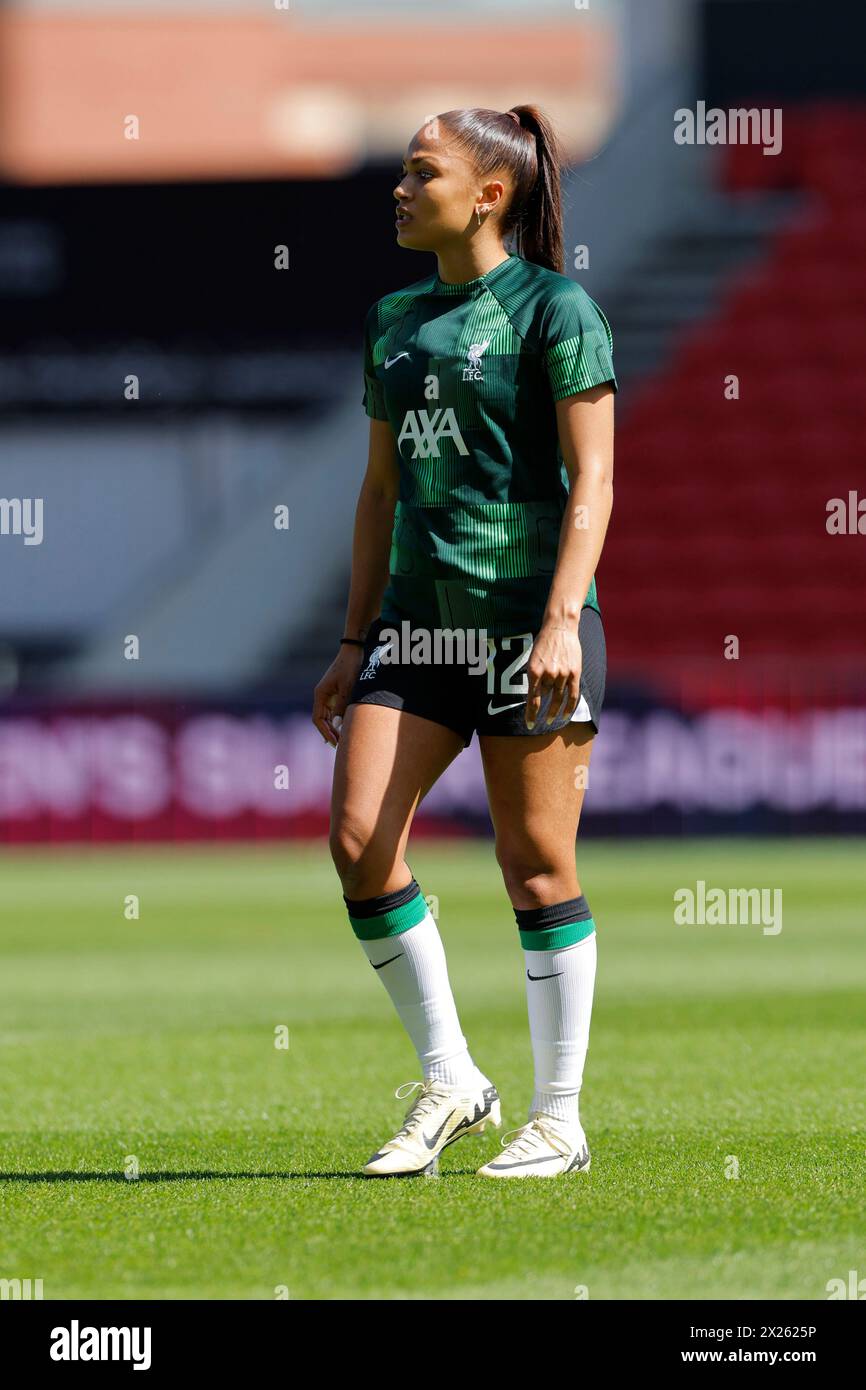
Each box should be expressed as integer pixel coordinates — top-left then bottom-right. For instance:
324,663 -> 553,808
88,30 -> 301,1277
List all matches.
371,953 -> 403,970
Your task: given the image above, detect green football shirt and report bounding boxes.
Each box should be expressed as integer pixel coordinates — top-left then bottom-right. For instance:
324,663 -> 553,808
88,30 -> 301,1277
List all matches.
362,252 -> 616,638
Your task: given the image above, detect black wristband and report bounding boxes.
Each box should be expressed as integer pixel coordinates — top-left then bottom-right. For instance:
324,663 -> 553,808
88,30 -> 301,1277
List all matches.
340,636 -> 365,647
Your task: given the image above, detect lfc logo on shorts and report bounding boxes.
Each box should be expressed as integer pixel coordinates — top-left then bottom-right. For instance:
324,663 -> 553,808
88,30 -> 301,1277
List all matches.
462,339 -> 490,381
359,644 -> 386,680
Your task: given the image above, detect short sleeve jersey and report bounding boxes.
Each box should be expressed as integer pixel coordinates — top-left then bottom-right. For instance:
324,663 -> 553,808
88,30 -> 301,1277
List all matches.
362,252 -> 616,638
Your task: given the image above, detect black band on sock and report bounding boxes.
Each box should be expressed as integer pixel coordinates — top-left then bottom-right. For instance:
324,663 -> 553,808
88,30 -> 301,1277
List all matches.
514,895 -> 592,932
343,878 -> 421,920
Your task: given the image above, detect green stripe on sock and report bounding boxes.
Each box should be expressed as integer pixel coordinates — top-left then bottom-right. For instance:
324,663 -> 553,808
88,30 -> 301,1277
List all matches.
349,893 -> 429,940
519,917 -> 596,952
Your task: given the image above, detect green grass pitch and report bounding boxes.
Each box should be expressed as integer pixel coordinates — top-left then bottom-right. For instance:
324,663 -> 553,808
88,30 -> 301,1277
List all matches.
0,839 -> 863,1301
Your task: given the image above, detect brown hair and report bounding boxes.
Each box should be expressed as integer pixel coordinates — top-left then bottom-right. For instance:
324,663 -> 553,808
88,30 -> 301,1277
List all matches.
436,105 -> 564,274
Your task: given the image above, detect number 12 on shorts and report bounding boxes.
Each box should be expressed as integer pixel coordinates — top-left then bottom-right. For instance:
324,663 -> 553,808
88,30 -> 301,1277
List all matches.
486,633 -> 533,697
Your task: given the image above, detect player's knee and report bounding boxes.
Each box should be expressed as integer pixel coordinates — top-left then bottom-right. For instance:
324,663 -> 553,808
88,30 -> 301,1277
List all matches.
328,815 -> 369,878
329,816 -> 391,895
495,840 -> 566,906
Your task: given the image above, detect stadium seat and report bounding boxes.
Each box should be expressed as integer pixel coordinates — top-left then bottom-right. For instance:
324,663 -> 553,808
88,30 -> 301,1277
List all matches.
606,99 -> 866,689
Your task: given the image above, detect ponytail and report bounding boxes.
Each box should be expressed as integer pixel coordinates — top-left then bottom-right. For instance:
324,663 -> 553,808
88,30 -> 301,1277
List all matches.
437,104 -> 564,274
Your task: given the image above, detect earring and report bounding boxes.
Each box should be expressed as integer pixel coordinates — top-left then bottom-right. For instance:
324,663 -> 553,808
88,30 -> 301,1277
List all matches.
476,206 -> 486,226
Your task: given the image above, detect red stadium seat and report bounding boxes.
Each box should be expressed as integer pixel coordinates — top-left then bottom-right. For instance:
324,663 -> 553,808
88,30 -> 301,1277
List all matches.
606,101 -> 866,683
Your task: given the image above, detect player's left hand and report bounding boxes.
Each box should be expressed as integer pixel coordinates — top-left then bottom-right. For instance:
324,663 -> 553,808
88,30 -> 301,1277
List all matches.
525,622 -> 583,730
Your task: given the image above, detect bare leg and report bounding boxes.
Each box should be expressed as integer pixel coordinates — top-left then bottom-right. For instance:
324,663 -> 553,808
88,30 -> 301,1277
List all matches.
479,724 -> 594,908
330,703 -> 464,899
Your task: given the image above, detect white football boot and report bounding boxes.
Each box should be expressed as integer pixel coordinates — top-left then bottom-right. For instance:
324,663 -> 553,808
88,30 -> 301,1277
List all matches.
476,1111 -> 591,1178
363,1075 -> 501,1177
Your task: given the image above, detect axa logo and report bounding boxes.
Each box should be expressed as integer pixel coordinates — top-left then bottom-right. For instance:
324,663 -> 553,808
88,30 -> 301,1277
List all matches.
397,408 -> 468,459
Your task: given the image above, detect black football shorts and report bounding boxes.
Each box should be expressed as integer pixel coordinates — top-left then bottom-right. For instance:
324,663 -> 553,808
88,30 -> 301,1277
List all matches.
346,606 -> 606,746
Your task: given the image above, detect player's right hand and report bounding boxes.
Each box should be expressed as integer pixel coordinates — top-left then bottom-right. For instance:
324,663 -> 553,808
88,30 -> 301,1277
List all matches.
312,647 -> 364,747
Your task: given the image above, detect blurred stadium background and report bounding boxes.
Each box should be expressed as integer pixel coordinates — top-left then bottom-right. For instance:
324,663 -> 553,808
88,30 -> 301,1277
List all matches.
0,0 -> 864,842
2,0 -> 865,1305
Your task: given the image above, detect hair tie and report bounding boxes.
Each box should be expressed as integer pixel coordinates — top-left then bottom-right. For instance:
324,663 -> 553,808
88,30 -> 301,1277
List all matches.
506,110 -> 521,127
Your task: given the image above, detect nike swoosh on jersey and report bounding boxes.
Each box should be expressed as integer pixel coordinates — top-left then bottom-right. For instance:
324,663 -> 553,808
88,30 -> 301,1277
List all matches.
486,700 -> 526,716
384,352 -> 410,369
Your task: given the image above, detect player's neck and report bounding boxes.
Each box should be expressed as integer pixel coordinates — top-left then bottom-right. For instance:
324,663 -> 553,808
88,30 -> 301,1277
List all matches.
435,243 -> 511,286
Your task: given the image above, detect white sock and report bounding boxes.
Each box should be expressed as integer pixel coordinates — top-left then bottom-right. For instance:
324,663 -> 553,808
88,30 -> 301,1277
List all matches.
361,911 -> 478,1086
523,931 -> 597,1128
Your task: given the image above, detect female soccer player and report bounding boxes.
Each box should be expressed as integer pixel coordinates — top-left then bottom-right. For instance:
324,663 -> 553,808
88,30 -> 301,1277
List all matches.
312,106 -> 616,1178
